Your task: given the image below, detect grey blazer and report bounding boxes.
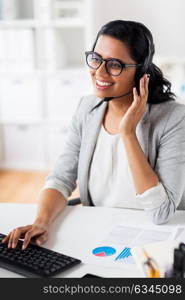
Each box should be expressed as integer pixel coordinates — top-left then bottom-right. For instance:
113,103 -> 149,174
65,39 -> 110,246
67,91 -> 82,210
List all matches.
44,94 -> 185,224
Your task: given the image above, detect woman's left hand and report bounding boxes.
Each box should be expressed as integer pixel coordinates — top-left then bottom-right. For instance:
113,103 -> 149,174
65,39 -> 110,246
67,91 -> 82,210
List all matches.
118,74 -> 149,136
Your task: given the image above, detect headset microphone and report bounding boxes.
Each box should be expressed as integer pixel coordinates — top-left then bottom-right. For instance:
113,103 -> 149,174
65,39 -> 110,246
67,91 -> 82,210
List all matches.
104,90 -> 133,102
91,90 -> 133,112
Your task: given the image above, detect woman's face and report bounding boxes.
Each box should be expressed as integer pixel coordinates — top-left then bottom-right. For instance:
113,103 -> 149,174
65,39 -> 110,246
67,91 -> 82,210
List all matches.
89,35 -> 137,99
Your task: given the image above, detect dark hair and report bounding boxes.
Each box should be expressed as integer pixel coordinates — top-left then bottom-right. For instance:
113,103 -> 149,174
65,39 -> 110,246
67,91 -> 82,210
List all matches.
92,20 -> 175,104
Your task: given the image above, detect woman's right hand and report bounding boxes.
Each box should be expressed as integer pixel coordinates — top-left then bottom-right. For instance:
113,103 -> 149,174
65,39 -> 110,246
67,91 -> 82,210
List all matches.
1,221 -> 49,250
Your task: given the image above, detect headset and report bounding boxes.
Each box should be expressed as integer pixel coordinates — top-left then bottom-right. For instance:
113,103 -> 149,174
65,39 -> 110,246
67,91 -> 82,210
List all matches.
90,31 -> 153,112
142,32 -> 153,74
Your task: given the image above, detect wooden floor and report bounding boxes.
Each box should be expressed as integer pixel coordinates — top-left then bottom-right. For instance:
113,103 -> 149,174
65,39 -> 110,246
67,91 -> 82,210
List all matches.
0,169 -> 80,203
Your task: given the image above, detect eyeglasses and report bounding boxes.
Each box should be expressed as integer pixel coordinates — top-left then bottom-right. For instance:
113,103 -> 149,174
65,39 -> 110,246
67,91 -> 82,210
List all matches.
85,51 -> 142,76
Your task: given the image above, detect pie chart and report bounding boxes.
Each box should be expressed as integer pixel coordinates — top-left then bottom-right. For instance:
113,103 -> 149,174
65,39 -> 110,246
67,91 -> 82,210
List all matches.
92,246 -> 116,257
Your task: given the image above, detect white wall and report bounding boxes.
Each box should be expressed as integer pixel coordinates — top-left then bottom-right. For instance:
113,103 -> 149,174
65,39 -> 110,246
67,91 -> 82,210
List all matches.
91,0 -> 185,58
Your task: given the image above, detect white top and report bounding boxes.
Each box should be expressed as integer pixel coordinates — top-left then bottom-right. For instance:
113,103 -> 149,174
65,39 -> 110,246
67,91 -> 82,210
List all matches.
89,125 -> 167,209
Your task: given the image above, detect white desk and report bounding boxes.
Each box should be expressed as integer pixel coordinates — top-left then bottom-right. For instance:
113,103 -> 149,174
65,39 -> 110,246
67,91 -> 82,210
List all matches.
1,203 -> 185,278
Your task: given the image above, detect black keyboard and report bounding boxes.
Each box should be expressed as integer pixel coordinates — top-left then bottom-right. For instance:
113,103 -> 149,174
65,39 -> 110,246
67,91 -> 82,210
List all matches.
0,233 -> 81,277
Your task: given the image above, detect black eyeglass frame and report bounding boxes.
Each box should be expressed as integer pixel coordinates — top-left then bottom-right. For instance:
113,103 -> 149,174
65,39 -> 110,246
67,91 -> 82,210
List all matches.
85,51 -> 142,76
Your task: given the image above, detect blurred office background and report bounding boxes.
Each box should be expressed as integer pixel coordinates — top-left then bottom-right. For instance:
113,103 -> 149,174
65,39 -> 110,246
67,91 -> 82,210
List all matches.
0,0 -> 185,203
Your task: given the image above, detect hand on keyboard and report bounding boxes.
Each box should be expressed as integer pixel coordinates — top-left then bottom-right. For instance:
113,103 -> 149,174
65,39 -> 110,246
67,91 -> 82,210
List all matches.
0,233 -> 81,277
1,222 -> 49,250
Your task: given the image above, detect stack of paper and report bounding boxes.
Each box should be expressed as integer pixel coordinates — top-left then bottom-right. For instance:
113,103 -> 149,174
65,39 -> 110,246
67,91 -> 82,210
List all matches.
34,0 -> 53,21
0,0 -> 18,20
36,28 -> 66,71
0,29 -> 35,71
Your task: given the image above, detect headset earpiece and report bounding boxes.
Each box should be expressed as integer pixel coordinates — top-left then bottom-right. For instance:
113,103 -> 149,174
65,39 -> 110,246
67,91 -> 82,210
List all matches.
142,32 -> 152,74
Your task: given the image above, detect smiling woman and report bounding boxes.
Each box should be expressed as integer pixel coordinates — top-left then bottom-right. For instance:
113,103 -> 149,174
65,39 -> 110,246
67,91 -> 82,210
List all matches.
3,20 -> 185,250
89,35 -> 138,101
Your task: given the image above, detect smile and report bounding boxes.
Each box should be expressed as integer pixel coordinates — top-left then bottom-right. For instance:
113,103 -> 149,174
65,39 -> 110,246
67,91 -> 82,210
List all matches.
95,79 -> 114,90
96,79 -> 114,86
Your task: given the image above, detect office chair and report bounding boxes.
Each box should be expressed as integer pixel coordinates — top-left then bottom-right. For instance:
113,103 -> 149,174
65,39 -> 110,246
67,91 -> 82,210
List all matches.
67,198 -> 81,206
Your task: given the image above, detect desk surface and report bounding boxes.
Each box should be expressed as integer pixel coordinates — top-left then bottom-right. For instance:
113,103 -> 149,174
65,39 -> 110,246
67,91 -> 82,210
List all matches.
0,203 -> 185,278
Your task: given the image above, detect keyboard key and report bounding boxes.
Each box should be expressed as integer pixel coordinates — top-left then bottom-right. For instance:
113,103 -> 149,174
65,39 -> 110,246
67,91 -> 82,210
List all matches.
0,232 -> 81,277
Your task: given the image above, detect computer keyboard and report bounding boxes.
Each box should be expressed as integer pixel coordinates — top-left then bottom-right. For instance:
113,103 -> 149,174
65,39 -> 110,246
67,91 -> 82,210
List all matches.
0,233 -> 81,277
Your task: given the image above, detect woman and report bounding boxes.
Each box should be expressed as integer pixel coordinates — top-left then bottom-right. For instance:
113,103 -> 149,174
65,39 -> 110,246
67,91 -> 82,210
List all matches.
3,20 -> 185,250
